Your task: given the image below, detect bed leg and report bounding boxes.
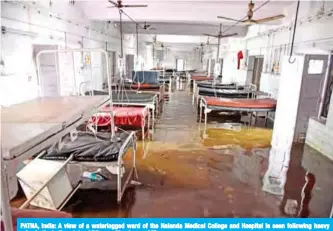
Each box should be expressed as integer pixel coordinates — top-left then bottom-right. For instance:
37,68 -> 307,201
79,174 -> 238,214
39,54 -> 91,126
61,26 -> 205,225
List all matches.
148,112 -> 151,140
199,101 -> 202,125
142,121 -> 145,142
132,136 -> 139,180
249,112 -> 252,127
204,109 -> 208,132
265,112 -> 268,127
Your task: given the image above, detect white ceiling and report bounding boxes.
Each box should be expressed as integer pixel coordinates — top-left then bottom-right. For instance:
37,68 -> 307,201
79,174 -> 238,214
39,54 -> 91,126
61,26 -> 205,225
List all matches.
80,0 -> 294,24
78,0 -> 295,52
118,22 -> 247,36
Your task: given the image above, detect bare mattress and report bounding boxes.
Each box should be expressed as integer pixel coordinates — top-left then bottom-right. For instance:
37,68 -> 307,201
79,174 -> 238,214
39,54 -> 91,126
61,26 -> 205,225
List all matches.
1,96 -> 109,159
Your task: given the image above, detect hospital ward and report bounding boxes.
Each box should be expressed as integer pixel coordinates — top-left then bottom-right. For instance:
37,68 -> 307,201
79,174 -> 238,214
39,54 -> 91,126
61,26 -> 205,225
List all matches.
1,0 -> 333,229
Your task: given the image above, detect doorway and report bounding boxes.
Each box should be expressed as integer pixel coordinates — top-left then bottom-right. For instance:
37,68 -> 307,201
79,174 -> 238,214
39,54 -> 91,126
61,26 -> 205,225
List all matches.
320,54 -> 333,119
210,59 -> 216,76
176,59 -> 185,71
252,57 -> 264,89
33,45 -> 59,97
218,58 -> 223,76
295,54 -> 328,141
126,54 -> 135,80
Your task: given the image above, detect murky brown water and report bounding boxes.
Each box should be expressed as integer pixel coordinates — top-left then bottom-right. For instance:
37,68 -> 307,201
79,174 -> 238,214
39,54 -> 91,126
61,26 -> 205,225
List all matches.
11,80 -> 333,218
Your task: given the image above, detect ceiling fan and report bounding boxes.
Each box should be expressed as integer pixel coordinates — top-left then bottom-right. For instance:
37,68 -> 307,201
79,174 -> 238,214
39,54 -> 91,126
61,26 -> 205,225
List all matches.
217,0 -> 284,25
141,22 -> 156,31
202,23 -> 237,39
107,0 -> 147,8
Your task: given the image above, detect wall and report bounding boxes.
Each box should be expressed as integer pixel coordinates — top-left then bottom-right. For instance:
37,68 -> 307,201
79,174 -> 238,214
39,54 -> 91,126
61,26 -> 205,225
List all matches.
219,2 -> 333,97
0,1 -> 132,106
306,92 -> 333,160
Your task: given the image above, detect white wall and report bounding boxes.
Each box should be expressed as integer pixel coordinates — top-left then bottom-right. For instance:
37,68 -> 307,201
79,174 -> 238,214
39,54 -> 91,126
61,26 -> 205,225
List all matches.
0,1 -> 131,106
219,4 -> 333,97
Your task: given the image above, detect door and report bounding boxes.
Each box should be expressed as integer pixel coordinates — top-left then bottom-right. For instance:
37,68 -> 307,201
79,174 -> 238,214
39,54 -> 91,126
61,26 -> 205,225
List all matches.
126,54 -> 135,80
33,45 -> 59,97
295,54 -> 328,141
320,54 -> 333,118
252,57 -> 264,89
246,56 -> 255,84
218,58 -> 223,76
210,59 -> 215,76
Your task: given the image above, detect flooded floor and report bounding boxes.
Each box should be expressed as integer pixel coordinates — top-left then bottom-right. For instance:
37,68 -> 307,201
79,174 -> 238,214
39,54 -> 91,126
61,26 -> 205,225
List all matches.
11,81 -> 333,218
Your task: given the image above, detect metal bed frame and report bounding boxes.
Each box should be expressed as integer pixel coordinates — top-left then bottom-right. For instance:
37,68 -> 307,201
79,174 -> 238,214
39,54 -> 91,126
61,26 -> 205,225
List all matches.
193,82 -> 257,106
198,95 -> 276,134
81,83 -> 162,129
1,48 -> 138,231
91,105 -> 151,141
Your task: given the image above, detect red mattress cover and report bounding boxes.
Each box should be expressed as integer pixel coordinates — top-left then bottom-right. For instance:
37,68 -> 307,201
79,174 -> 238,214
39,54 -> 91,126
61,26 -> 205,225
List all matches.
90,106 -> 148,127
191,76 -> 213,81
204,96 -> 277,109
129,84 -> 160,89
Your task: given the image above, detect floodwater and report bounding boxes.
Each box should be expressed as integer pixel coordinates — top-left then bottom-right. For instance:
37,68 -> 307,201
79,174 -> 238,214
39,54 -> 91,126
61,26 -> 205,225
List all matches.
11,80 -> 333,218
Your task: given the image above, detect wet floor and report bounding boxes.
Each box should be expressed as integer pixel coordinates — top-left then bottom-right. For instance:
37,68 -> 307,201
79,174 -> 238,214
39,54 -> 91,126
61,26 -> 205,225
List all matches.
11,80 -> 333,218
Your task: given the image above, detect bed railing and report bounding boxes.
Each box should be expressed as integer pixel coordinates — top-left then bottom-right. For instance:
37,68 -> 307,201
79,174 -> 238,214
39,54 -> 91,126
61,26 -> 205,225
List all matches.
79,81 -> 93,96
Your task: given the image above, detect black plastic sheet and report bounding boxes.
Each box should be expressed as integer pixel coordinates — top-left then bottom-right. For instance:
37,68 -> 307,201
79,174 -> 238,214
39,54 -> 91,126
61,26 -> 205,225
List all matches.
85,90 -> 156,103
41,131 -> 131,162
199,87 -> 252,98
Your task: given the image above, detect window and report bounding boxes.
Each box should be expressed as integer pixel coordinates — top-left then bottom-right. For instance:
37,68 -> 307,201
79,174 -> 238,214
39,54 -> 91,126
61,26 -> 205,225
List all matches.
308,59 -> 324,74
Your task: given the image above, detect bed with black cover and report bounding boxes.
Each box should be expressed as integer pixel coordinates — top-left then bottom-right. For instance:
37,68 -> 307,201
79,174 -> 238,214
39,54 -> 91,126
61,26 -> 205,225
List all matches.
85,90 -> 157,104
40,131 -> 130,162
196,81 -> 244,90
198,88 -> 253,98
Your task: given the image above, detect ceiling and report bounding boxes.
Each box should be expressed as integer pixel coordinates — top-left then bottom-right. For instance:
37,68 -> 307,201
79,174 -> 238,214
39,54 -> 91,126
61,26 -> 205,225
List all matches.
78,0 -> 295,52
116,22 -> 247,37
80,0 -> 294,24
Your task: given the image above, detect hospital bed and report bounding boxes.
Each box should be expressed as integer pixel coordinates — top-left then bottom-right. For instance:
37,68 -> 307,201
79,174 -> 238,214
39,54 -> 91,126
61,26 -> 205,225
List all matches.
198,96 -> 277,132
1,48 -> 138,231
1,95 -> 137,200
90,105 -> 151,141
193,83 -> 257,106
189,75 -> 213,89
85,90 -> 159,128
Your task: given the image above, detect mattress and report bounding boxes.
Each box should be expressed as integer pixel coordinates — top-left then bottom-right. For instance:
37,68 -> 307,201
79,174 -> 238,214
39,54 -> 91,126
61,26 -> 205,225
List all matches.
203,96 -> 277,112
40,131 -> 130,162
199,87 -> 252,98
191,76 -> 213,81
90,106 -> 148,127
197,82 -> 243,90
1,96 -> 110,159
85,90 -> 156,104
132,71 -> 159,84
124,83 -> 162,90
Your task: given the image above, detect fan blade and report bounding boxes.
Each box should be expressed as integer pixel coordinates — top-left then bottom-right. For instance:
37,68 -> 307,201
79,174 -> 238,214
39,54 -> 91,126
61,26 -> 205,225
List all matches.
149,28 -> 156,31
217,16 -> 239,22
219,33 -> 238,38
124,5 -> 148,7
202,33 -> 218,38
255,14 -> 285,24
107,6 -> 118,8
108,0 -> 118,6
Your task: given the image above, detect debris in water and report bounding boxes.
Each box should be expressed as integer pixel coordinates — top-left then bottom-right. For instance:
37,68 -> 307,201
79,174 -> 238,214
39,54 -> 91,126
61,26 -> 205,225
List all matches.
216,123 -> 242,131
203,208 -> 210,217
130,180 -> 143,186
252,148 -> 270,159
